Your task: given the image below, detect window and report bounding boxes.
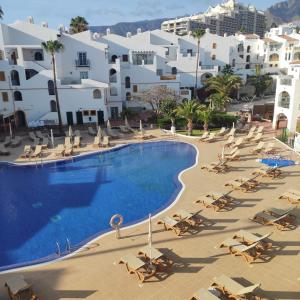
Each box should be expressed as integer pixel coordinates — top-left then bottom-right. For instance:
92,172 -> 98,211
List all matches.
14,91 -> 22,101
187,49 -> 193,55
34,51 -> 43,61
83,110 -> 89,116
90,110 -> 96,116
48,80 -> 55,95
126,92 -> 131,101
111,55 -> 118,63
110,87 -> 118,96
93,89 -> 102,99
246,55 -> 250,63
247,46 -> 251,53
50,100 -> 57,112
2,92 -> 8,102
232,59 -> 236,67
109,69 -> 117,83
212,55 -> 216,60
212,43 -> 217,49
0,71 -> 5,81
133,85 -> 138,93
80,71 -> 88,79
156,69 -> 163,76
10,70 -> 20,86
125,76 -> 131,88
122,54 -> 128,62
78,52 -> 87,65
0,50 -> 3,60
171,67 -> 177,75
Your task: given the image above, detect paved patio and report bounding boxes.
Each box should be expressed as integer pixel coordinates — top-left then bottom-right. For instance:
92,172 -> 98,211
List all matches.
0,129 -> 299,300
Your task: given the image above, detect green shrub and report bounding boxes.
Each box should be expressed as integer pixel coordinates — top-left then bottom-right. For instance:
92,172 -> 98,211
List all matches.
157,117 -> 187,129
210,113 -> 238,128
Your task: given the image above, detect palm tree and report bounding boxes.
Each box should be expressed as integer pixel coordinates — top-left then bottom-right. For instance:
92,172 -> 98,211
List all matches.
248,65 -> 273,98
206,74 -> 242,111
198,105 -> 214,131
0,7 -> 4,19
41,40 -> 64,132
159,98 -> 178,128
69,16 -> 89,34
192,28 -> 205,99
176,100 -> 201,136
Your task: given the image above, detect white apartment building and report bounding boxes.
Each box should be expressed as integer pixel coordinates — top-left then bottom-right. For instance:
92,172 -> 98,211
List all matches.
0,18 -> 266,128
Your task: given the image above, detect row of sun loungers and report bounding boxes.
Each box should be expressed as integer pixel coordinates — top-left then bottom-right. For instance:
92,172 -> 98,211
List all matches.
196,192 -> 234,211
224,176 -> 260,192
279,189 -> 300,204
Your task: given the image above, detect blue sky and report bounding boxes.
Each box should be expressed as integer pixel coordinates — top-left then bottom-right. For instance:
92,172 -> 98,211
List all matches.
1,0 -> 278,28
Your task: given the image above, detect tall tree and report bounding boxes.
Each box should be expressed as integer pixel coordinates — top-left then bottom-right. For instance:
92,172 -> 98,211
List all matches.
0,7 -> 3,19
192,28 -> 205,99
69,16 -> 89,34
221,64 -> 234,76
41,40 -> 64,132
206,74 -> 242,111
176,100 -> 201,136
248,65 -> 273,98
159,98 -> 178,128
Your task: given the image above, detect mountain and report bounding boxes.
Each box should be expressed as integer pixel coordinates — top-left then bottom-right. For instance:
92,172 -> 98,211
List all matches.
266,0 -> 300,27
89,18 -> 170,36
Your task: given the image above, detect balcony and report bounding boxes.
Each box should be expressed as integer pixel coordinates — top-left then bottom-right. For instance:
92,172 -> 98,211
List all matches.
75,59 -> 90,68
160,75 -> 176,80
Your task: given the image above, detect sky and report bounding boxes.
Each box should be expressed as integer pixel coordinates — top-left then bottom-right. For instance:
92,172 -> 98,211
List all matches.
1,0 -> 279,28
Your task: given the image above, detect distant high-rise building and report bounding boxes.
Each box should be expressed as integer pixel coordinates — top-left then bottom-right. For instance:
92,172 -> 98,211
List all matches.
161,0 -> 266,37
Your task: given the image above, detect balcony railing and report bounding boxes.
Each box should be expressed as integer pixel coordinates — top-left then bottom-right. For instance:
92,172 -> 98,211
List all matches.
160,75 -> 176,80
75,59 -> 90,67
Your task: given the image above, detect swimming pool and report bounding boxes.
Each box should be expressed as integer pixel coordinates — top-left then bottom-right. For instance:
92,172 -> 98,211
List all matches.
260,158 -> 297,168
0,141 -> 197,271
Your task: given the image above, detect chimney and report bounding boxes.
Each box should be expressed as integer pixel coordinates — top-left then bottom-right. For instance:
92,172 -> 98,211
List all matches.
106,28 -> 111,35
27,16 -> 34,24
126,32 -> 132,38
137,28 -> 142,34
41,22 -> 48,28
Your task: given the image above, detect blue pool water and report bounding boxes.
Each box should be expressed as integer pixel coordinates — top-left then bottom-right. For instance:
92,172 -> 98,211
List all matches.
261,158 -> 296,168
0,141 -> 197,271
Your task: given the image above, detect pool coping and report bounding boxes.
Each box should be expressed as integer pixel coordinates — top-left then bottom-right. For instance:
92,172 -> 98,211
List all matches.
0,139 -> 199,274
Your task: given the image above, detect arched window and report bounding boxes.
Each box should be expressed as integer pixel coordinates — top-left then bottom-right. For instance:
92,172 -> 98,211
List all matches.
126,92 -> 131,101
238,44 -> 244,52
172,67 -> 177,75
246,55 -> 250,63
111,55 -> 118,63
34,51 -> 43,61
245,64 -> 250,69
279,91 -> 290,109
13,91 -> 22,101
247,46 -> 251,53
48,80 -> 55,95
93,89 -> 102,99
269,53 -> 279,62
109,69 -> 117,83
125,76 -> 131,88
232,59 -> 236,67
10,70 -> 20,86
50,100 -> 57,112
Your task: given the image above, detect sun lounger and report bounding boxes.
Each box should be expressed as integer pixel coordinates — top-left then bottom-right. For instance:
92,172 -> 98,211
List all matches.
10,136 -> 22,147
223,147 -> 238,158
157,216 -> 188,236
202,133 -> 216,143
31,145 -> 42,158
190,288 -> 221,300
93,136 -> 101,148
64,137 -> 72,147
196,193 -> 231,211
263,207 -> 295,218
252,166 -> 282,179
106,127 -> 120,139
256,125 -> 264,134
251,211 -> 295,230
172,209 -> 204,226
220,239 -> 261,263
224,128 -> 236,138
120,125 -> 130,133
230,138 -> 244,149
216,127 -> 229,137
225,177 -> 259,192
244,131 -> 255,141
261,143 -> 277,155
212,275 -> 261,299
54,144 -> 65,157
287,189 -> 300,196
279,191 -> 300,204
233,230 -> 273,250
119,253 -> 156,283
88,126 -> 97,136
64,144 -> 73,156
225,150 -> 240,161
250,141 -> 265,154
198,131 -> 209,141
251,132 -> 263,143
0,143 -> 10,155
5,275 -> 38,300
224,136 -> 234,147
249,125 -> 257,133
73,136 -> 81,148
138,246 -> 173,271
20,145 -> 32,158
101,136 -> 110,147
201,161 -> 229,173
